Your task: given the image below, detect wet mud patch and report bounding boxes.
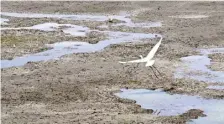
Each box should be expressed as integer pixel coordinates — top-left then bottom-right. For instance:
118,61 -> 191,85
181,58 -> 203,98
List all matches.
207,53 -> 224,71
208,53 -> 224,62
2,16 -> 105,30
1,11 -> 163,62
207,62 -> 224,72
1,1 -> 224,124
1,27 -> 160,68
1,28 -> 107,60
107,40 -> 197,61
169,79 -> 224,99
1,11 -> 163,31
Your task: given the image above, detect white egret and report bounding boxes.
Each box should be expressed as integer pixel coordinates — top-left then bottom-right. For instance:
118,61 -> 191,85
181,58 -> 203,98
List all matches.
119,37 -> 163,78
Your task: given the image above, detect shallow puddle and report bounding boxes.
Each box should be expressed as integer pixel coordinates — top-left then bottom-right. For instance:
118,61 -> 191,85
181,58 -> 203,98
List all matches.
0,12 -> 113,21
115,89 -> 224,124
0,18 -> 9,25
175,48 -> 224,83
0,12 -> 162,68
1,23 -> 90,37
1,31 -> 160,68
0,12 -> 161,28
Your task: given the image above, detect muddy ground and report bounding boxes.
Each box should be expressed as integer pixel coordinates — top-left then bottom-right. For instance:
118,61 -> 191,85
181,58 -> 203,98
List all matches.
208,53 -> 224,71
1,1 -> 224,124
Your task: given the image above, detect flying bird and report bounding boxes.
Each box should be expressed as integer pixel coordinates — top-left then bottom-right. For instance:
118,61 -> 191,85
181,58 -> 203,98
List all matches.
119,37 -> 163,78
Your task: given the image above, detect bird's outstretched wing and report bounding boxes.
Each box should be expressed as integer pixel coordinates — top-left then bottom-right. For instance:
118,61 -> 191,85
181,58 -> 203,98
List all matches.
119,58 -> 145,64
119,37 -> 162,64
145,37 -> 163,61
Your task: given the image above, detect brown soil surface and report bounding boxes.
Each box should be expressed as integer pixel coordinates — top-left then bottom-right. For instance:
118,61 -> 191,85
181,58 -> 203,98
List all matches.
1,1 -> 224,124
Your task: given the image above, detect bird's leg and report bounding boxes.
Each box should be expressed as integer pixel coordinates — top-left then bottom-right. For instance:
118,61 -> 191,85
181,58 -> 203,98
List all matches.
135,63 -> 140,80
139,55 -> 143,59
150,66 -> 158,78
152,65 -> 162,76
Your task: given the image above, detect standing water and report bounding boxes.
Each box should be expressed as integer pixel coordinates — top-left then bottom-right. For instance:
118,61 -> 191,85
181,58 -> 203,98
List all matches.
1,29 -> 161,68
0,12 -> 162,68
115,89 -> 224,124
175,48 -> 224,83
